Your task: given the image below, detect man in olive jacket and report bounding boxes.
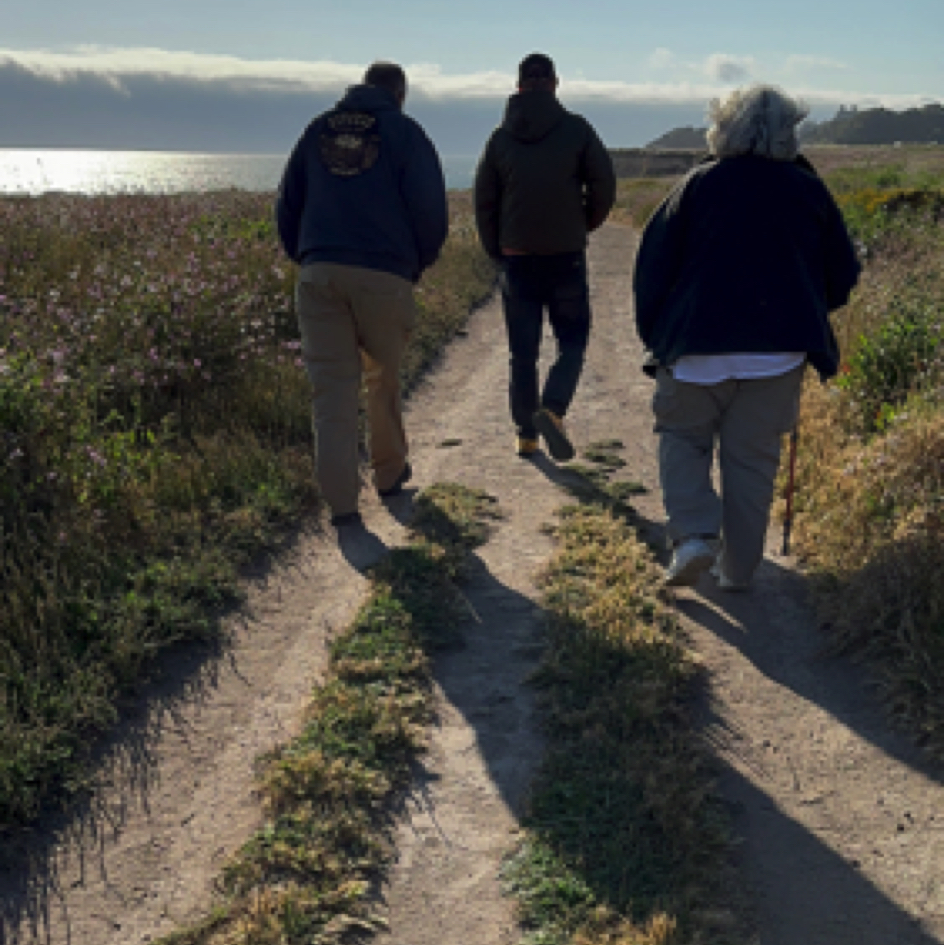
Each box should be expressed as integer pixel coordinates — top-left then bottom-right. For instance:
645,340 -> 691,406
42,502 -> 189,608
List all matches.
474,53 -> 616,461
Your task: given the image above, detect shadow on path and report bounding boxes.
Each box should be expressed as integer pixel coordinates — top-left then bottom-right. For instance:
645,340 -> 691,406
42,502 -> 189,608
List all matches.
679,555 -> 944,942
0,634 -> 229,945
682,554 -> 944,794
0,523 -> 329,945
381,490 -> 942,943
716,759 -> 939,944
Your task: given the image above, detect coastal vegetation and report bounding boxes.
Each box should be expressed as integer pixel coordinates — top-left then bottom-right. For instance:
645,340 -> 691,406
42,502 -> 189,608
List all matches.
3,144 -> 944,943
801,103 -> 944,146
0,189 -> 493,829
785,152 -> 944,756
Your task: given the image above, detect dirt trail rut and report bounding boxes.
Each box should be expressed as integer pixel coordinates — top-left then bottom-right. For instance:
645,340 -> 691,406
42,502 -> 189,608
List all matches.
3,224 -> 944,945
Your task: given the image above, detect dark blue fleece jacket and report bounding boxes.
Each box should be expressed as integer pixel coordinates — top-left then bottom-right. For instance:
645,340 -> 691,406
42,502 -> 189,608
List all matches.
633,154 -> 861,380
276,85 -> 448,282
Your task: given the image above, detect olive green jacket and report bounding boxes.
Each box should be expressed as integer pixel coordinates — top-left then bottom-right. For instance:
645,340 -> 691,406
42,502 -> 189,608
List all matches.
474,91 -> 616,258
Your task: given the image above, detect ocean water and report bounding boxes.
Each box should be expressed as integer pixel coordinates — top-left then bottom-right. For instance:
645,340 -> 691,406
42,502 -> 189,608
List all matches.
0,150 -> 478,196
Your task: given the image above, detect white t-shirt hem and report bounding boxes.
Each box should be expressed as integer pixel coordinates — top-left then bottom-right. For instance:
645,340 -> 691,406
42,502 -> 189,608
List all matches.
671,352 -> 806,385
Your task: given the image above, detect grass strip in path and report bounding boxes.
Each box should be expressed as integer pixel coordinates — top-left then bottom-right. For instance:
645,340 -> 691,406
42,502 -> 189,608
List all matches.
503,447 -> 744,945
155,483 -> 501,945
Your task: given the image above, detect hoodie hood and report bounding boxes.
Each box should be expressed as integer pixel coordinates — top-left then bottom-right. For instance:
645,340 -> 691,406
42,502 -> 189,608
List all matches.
502,90 -> 566,143
336,84 -> 401,114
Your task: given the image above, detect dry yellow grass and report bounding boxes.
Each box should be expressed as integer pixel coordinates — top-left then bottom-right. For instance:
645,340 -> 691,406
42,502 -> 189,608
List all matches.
786,190 -> 944,753
610,178 -> 674,228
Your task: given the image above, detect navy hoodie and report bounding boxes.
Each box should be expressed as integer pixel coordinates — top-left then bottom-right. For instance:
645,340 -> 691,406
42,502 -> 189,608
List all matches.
276,85 -> 448,282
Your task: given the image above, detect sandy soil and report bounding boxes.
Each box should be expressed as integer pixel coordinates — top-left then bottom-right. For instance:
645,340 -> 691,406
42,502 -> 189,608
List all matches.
3,224 -> 944,945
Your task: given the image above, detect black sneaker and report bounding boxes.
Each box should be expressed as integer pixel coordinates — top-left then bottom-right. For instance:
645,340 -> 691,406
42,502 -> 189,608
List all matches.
378,462 -> 412,498
533,408 -> 575,462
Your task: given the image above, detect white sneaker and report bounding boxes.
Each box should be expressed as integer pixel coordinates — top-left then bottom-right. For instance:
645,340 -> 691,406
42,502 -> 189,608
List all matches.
709,558 -> 750,592
664,538 -> 715,587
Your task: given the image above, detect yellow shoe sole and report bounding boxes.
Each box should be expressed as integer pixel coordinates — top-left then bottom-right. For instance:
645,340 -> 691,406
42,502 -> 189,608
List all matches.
533,409 -> 574,461
516,437 -> 539,456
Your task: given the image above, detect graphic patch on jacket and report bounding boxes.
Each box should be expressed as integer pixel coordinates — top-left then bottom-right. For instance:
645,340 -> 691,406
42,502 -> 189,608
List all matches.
318,111 -> 381,177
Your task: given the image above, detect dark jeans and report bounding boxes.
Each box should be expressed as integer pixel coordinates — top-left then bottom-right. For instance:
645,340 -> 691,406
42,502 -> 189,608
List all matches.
499,251 -> 592,438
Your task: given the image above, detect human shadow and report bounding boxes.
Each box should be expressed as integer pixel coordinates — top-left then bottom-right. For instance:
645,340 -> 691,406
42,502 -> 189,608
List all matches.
376,492 -> 942,942
678,552 -> 944,794
336,520 -> 390,573
709,725 -> 941,943
0,518 -> 326,945
378,485 -> 420,528
528,450 -> 669,552
546,447 -> 944,792
669,531 -> 944,939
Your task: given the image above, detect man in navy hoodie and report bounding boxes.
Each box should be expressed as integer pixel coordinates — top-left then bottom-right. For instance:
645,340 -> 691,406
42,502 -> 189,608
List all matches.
276,62 -> 448,527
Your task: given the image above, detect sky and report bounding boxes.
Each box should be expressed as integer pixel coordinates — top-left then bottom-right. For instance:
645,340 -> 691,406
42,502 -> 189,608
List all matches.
0,0 -> 942,154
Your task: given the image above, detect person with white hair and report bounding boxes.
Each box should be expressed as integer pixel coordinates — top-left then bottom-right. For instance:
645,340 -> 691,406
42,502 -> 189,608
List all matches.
633,84 -> 860,589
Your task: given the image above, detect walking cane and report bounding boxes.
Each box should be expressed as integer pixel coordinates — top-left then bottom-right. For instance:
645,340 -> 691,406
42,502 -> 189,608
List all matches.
781,425 -> 800,556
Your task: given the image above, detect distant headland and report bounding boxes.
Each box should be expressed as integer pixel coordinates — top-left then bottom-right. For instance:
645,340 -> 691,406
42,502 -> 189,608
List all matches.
642,102 -> 944,151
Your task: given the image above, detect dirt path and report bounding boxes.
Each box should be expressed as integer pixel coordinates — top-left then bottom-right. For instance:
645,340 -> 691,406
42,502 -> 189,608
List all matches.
4,224 -> 944,945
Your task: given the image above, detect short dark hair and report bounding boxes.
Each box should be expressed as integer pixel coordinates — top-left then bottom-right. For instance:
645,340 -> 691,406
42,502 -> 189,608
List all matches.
518,53 -> 556,90
364,61 -> 407,100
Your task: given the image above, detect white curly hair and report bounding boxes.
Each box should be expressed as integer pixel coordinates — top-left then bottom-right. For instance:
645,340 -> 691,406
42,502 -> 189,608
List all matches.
706,84 -> 809,161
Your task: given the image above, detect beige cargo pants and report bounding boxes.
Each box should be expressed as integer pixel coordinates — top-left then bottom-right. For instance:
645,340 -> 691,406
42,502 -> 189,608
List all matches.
653,364 -> 804,585
296,262 -> 415,518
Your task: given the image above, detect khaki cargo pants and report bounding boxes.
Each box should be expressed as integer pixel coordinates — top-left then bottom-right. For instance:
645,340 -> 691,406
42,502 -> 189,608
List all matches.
653,364 -> 804,585
296,262 -> 415,517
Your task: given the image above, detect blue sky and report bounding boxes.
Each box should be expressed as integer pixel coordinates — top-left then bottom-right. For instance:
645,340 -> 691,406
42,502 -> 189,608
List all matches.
0,1 -> 941,152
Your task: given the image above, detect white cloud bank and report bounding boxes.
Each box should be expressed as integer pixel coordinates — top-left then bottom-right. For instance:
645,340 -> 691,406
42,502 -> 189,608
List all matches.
0,45 -> 937,111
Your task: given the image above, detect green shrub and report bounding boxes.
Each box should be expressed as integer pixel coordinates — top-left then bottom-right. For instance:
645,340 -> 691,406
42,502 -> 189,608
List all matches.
837,293 -> 943,434
834,186 -> 944,246
825,163 -> 906,195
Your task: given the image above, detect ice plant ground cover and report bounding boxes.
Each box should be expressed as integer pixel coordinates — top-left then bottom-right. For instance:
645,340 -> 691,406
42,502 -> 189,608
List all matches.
0,190 -> 493,828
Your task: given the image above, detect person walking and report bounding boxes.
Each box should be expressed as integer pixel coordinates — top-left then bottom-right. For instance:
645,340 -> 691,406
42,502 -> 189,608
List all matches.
633,84 -> 860,589
474,53 -> 616,461
276,62 -> 448,527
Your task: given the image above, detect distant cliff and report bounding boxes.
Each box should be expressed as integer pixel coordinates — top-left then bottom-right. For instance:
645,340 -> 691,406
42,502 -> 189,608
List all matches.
645,104 -> 944,150
645,126 -> 707,149
800,104 -> 944,145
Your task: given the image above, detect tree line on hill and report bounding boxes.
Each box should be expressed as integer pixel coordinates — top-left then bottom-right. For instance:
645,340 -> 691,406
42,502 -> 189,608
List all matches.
646,102 -> 944,149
